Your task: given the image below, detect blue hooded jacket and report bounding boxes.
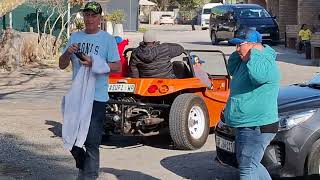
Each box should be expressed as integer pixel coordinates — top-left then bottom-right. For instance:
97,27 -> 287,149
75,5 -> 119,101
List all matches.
224,45 -> 281,127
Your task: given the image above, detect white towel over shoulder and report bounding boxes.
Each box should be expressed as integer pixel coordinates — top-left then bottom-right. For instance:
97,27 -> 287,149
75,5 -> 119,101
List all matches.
62,54 -> 110,151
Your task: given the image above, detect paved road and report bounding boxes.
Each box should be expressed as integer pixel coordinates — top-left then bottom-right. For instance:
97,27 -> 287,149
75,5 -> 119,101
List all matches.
0,25 -> 319,180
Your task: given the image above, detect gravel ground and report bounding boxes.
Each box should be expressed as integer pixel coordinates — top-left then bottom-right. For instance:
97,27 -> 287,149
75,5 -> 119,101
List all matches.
0,25 -> 319,180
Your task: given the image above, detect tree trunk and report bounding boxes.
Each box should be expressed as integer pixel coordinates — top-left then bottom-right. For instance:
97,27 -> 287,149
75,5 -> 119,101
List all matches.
36,9 -> 40,43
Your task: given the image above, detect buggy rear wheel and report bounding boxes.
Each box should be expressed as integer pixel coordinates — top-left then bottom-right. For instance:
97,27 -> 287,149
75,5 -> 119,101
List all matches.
169,93 -> 209,150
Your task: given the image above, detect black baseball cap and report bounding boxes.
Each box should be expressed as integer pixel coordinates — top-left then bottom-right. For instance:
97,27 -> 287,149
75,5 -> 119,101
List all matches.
81,1 -> 102,14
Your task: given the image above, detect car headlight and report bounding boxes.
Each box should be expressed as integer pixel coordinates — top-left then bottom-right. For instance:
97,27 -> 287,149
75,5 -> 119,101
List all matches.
278,109 -> 316,131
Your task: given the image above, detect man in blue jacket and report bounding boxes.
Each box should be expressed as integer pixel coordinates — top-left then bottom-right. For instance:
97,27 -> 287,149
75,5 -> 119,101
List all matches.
224,30 -> 280,180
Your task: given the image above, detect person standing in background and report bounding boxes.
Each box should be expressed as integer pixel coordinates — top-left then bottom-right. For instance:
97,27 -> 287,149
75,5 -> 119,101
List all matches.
297,24 -> 312,53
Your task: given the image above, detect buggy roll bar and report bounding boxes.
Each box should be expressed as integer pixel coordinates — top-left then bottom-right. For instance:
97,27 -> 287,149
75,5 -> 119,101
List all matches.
184,49 -> 230,78
123,48 -> 230,78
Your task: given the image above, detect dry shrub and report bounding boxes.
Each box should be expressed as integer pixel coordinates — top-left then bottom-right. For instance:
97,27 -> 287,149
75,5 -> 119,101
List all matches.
0,29 -> 61,71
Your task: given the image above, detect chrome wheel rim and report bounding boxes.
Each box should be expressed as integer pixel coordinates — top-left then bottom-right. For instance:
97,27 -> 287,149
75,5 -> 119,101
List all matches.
188,106 -> 205,139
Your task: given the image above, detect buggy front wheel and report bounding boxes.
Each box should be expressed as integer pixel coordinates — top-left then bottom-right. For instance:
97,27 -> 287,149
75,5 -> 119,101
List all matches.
169,93 -> 210,150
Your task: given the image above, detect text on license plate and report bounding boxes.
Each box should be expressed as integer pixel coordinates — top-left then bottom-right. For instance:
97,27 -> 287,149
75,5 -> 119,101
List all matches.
108,84 -> 135,92
216,135 -> 235,153
261,33 -> 270,37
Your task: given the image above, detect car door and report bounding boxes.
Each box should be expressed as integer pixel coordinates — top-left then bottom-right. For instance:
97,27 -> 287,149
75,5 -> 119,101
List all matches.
225,7 -> 236,40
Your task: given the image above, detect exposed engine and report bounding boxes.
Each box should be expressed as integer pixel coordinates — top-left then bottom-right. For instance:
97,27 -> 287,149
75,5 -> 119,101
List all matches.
105,94 -> 167,136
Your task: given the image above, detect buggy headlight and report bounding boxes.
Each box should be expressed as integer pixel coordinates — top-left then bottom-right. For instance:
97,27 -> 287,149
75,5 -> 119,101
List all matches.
279,110 -> 316,131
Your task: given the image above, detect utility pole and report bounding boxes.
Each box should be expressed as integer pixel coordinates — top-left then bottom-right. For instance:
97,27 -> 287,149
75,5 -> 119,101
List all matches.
9,12 -> 12,29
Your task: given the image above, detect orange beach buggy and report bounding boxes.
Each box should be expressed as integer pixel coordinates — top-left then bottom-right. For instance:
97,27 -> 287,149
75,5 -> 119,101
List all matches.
106,49 -> 230,150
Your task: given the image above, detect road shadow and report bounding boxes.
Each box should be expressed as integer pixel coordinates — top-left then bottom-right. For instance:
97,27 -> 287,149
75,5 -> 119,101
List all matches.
45,120 -> 62,138
46,119 -> 176,150
184,41 -> 213,46
0,69 -> 70,100
183,41 -> 231,46
45,120 -> 175,150
274,46 -> 315,67
160,151 -> 238,180
0,133 -> 76,180
101,133 -> 175,150
100,167 -> 160,180
160,149 -> 320,180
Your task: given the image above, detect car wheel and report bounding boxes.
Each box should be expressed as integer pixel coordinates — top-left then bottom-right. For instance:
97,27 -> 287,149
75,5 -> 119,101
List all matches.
211,31 -> 219,45
169,93 -> 209,150
307,138 -> 320,175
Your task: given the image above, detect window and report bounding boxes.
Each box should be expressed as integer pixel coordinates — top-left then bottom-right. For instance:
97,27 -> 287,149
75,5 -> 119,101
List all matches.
212,6 -> 227,16
203,8 -> 212,15
161,15 -> 172,18
236,8 -> 271,18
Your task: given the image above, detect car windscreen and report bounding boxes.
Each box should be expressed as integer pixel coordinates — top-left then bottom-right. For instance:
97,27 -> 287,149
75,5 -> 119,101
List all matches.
308,74 -> 320,85
171,51 -> 228,76
235,8 -> 271,18
203,8 -> 212,14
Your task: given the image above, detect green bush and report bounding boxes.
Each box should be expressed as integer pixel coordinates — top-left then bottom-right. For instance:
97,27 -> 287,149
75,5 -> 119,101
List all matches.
138,27 -> 148,33
108,9 -> 125,24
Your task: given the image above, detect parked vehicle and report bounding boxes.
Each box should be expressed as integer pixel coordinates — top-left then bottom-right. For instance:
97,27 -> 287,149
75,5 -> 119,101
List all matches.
160,15 -> 174,25
215,74 -> 320,178
201,3 -> 222,30
209,4 -> 280,45
139,15 -> 148,24
106,49 -> 230,150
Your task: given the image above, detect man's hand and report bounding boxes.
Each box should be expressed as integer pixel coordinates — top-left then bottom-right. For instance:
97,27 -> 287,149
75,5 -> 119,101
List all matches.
59,43 -> 79,69
66,44 -> 78,55
79,54 -> 92,67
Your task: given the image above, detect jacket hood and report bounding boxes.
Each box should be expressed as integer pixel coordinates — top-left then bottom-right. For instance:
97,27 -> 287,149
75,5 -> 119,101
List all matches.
134,41 -> 160,63
263,45 -> 276,61
251,44 -> 276,62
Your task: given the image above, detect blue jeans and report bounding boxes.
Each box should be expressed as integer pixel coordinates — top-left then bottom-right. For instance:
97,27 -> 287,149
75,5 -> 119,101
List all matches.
77,101 -> 105,180
235,127 -> 276,180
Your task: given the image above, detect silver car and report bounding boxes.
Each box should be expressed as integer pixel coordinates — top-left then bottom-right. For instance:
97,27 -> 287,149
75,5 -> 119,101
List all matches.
215,74 -> 320,179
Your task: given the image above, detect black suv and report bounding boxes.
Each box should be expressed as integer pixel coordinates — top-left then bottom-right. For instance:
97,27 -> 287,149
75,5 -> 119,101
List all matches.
209,4 -> 280,45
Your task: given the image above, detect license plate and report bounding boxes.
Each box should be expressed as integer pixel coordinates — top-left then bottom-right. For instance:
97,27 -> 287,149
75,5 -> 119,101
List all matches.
261,33 -> 270,37
108,84 -> 135,92
216,135 -> 235,153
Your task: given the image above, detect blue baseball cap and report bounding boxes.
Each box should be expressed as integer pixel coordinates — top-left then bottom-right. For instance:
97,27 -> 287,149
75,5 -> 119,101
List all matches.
229,30 -> 262,45
114,36 -> 123,43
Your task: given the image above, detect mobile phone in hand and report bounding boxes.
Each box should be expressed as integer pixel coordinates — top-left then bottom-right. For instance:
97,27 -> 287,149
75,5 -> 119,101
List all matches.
75,52 -> 86,62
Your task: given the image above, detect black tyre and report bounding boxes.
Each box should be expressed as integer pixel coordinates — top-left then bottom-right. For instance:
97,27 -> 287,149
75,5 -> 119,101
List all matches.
307,138 -> 320,175
211,31 -> 219,45
169,93 -> 210,150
